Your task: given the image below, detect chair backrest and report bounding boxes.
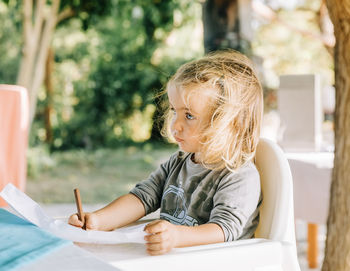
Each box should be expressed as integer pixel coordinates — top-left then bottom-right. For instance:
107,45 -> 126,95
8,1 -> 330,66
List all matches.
254,138 -> 296,245
278,74 -> 323,151
0,84 -> 29,207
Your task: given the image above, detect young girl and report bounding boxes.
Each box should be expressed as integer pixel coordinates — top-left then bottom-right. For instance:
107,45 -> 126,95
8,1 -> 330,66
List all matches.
69,49 -> 263,255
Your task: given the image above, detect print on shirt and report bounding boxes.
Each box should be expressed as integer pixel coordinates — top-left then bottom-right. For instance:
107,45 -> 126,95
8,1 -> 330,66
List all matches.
160,185 -> 199,226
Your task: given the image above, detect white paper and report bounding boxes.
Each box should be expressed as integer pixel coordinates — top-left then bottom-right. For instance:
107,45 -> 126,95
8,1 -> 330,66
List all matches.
0,183 -> 147,244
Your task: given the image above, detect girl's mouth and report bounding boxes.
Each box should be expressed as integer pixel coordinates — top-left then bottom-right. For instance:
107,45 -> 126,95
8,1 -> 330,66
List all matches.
174,136 -> 184,142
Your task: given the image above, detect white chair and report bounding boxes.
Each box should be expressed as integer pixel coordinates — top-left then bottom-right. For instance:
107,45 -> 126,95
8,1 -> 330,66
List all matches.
277,74 -> 323,151
76,138 -> 301,271
254,138 -> 300,270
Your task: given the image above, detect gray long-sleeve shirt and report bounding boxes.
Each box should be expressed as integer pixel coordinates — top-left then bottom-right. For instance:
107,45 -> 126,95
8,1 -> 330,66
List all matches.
130,151 -> 261,241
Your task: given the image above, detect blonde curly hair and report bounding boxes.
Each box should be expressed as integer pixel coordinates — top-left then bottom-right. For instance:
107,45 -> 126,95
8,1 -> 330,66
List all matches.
162,49 -> 263,172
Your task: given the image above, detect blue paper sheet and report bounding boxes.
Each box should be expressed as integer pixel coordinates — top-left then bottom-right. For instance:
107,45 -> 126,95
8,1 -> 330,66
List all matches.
0,209 -> 71,271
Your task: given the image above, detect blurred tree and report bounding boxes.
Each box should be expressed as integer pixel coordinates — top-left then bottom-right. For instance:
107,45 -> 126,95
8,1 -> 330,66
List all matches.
253,0 -> 335,52
317,0 -> 335,55
252,0 -> 335,112
1,0 -> 111,125
43,47 -> 54,144
50,1 -> 192,149
0,1 -> 21,83
202,0 -> 252,55
322,1 -> 350,270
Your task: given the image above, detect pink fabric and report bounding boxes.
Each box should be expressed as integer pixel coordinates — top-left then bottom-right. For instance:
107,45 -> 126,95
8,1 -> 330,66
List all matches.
0,84 -> 29,207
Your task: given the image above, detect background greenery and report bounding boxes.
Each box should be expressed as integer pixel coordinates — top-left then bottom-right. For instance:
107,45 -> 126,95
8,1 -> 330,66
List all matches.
27,144 -> 176,203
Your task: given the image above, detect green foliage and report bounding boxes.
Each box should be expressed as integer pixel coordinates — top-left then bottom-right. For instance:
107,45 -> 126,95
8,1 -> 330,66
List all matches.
26,144 -> 177,203
44,0 -> 201,149
0,0 -> 203,150
27,145 -> 56,178
0,0 -> 112,83
59,0 -> 112,29
0,2 -> 21,84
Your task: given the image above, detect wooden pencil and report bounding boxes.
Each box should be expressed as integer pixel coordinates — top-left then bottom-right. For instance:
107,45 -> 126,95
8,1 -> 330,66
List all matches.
74,188 -> 86,230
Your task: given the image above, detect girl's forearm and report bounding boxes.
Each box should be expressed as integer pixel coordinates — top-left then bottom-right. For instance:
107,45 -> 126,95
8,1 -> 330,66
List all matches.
175,223 -> 225,247
94,193 -> 146,231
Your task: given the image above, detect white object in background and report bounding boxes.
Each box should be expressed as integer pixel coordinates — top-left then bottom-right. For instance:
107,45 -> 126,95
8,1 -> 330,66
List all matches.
287,152 -> 333,224
278,74 -> 323,151
0,184 -> 146,244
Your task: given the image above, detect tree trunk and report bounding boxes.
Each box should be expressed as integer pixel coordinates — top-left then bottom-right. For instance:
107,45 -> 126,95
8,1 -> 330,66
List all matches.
44,47 -> 54,144
322,1 -> 350,270
202,0 -> 241,53
16,0 -> 44,89
317,0 -> 335,56
16,0 -> 60,127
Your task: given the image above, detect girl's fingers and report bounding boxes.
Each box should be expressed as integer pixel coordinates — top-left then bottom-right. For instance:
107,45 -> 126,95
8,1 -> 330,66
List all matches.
69,212 -> 99,231
68,214 -> 84,227
144,231 -> 168,243
144,220 -> 168,234
85,217 -> 96,230
146,242 -> 167,251
146,248 -> 168,256
144,220 -> 160,233
143,220 -> 176,255
146,242 -> 171,255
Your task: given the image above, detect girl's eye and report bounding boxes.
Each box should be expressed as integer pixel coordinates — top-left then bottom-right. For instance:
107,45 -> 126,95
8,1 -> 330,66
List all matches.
170,108 -> 176,115
185,113 -> 195,120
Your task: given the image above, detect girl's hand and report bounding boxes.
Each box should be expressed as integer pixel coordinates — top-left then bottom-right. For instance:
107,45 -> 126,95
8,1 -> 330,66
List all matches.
68,212 -> 100,230
144,220 -> 179,255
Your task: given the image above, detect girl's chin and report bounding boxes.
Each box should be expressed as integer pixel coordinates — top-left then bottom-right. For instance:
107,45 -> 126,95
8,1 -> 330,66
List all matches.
177,143 -> 194,153
177,142 -> 187,151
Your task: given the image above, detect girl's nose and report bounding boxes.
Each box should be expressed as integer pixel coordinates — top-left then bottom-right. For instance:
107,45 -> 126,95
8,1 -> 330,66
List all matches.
172,116 -> 183,134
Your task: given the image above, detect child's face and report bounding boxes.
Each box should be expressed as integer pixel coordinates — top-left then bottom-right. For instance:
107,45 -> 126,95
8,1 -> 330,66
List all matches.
168,84 -> 214,156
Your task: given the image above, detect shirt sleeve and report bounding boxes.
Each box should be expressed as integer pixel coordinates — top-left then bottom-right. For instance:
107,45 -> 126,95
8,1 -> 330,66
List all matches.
208,164 -> 261,241
130,152 -> 180,215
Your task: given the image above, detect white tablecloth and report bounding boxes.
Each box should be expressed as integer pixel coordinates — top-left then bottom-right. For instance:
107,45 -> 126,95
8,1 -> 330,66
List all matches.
286,152 -> 333,224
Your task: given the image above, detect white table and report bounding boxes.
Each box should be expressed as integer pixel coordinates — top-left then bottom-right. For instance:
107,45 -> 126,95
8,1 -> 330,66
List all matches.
18,212 -> 288,271
18,243 -> 119,271
76,239 -> 286,271
287,152 -> 333,224
20,238 -> 285,271
286,151 -> 333,269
